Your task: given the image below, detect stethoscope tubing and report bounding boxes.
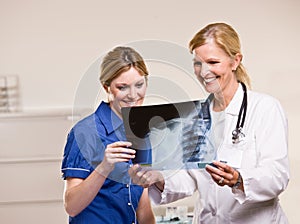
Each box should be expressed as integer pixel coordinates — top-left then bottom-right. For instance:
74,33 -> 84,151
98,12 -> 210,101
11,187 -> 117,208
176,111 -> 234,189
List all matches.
232,82 -> 247,144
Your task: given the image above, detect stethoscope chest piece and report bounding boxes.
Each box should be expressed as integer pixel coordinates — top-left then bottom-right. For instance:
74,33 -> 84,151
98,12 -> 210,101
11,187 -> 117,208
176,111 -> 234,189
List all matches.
232,127 -> 245,144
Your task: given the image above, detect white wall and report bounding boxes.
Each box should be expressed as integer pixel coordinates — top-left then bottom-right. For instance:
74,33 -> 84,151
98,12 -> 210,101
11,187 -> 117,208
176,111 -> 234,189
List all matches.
1,0 -> 299,223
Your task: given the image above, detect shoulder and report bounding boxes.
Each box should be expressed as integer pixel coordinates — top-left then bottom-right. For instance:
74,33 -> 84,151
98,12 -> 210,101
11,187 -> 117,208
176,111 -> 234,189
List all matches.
72,101 -> 108,130
247,90 -> 287,120
65,113 -> 98,147
72,108 -> 107,134
248,90 -> 283,110
66,113 -> 104,149
74,113 -> 96,129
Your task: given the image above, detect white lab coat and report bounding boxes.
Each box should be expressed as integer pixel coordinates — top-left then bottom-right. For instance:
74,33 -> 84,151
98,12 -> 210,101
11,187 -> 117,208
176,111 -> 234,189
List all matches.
149,84 -> 290,223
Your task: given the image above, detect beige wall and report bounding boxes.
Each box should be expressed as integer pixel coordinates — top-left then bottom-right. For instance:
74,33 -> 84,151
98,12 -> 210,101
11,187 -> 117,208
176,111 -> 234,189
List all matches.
1,0 -> 299,223
0,112 -> 72,223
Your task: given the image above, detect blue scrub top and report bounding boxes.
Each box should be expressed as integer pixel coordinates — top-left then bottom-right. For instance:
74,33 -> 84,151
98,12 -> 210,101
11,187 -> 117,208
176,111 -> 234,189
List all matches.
61,102 -> 144,224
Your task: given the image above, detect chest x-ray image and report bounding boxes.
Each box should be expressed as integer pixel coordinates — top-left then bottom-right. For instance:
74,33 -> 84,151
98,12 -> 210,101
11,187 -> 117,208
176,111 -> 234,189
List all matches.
121,99 -> 216,170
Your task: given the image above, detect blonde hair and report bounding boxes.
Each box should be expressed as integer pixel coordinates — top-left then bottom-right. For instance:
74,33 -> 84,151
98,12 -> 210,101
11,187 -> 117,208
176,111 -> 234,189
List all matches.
100,46 -> 148,87
189,22 -> 251,89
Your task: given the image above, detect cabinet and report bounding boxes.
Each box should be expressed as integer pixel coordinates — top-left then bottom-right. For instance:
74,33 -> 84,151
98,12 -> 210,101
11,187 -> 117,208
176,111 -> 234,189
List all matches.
0,110 -> 79,224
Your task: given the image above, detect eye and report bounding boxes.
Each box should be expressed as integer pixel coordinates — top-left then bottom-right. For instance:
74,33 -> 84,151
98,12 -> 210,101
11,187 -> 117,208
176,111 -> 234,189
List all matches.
193,61 -> 202,67
136,82 -> 144,88
117,85 -> 128,91
208,60 -> 219,65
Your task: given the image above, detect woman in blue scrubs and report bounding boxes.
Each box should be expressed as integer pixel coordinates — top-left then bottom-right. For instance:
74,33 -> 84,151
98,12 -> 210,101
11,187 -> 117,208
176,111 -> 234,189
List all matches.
61,46 -> 155,224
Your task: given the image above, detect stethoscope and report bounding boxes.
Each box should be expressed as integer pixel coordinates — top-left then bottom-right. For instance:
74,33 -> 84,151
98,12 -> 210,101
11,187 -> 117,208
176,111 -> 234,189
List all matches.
232,82 -> 247,144
206,81 -> 247,144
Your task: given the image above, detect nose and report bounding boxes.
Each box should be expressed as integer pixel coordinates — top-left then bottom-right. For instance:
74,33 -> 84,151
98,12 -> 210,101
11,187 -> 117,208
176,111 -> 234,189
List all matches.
200,62 -> 211,77
128,87 -> 137,99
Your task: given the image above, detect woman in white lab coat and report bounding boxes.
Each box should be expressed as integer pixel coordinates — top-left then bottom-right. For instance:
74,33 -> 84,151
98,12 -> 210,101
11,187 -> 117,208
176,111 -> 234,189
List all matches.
129,22 -> 289,223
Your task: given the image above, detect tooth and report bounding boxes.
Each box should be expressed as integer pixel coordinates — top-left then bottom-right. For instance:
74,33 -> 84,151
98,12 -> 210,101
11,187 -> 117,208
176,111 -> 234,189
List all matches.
205,77 -> 216,83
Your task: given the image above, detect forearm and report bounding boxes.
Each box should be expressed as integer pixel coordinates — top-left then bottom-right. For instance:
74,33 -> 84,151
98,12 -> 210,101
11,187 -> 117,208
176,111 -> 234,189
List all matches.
150,170 -> 196,205
240,159 -> 289,202
136,189 -> 156,224
138,211 -> 156,224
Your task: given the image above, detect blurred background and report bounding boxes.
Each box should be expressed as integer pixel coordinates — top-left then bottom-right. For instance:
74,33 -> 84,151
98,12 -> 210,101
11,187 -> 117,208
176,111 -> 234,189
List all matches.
0,0 -> 299,223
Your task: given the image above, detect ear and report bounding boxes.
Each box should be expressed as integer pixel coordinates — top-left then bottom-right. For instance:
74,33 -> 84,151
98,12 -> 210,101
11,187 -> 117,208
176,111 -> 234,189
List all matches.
232,53 -> 243,71
103,84 -> 109,93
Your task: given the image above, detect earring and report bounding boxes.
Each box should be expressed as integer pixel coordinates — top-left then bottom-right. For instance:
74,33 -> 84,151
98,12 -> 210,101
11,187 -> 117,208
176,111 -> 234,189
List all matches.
108,92 -> 114,102
107,87 -> 114,102
233,64 -> 240,72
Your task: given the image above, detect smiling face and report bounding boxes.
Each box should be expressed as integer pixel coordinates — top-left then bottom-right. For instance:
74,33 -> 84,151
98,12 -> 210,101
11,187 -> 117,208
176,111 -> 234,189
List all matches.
193,39 -> 241,98
107,67 -> 147,117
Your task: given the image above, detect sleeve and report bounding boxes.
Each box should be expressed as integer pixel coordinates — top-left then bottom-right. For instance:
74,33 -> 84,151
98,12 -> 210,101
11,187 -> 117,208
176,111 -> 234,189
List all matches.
149,169 -> 197,205
234,96 -> 290,204
61,128 -> 93,179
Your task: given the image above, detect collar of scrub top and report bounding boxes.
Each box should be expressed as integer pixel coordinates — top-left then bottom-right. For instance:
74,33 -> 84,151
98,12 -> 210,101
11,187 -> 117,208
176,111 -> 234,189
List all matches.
95,101 -> 123,135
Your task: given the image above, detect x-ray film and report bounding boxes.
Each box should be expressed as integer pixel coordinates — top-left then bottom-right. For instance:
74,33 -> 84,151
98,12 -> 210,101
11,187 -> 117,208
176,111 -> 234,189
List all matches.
121,99 -> 216,170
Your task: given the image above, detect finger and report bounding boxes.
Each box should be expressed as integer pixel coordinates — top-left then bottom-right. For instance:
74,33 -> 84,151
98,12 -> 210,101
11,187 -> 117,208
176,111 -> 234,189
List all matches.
106,146 -> 136,155
128,166 -> 135,176
107,141 -> 132,148
104,149 -> 136,164
136,169 -> 148,179
211,173 -> 226,186
218,177 -> 224,184
129,166 -> 148,185
131,164 -> 141,173
209,164 -> 236,187
107,152 -> 135,160
139,172 -> 154,187
128,164 -> 143,181
205,162 -> 220,173
207,165 -> 225,180
213,161 -> 229,170
212,161 -> 235,180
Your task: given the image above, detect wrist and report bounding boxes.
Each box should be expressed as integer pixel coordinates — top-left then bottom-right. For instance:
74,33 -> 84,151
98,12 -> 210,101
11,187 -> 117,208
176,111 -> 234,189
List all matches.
95,163 -> 113,178
231,170 -> 242,189
153,172 -> 165,192
154,181 -> 164,192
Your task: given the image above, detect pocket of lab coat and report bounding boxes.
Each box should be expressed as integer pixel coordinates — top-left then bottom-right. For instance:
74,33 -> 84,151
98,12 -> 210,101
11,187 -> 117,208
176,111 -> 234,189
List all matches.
229,199 -> 280,224
218,135 -> 256,169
